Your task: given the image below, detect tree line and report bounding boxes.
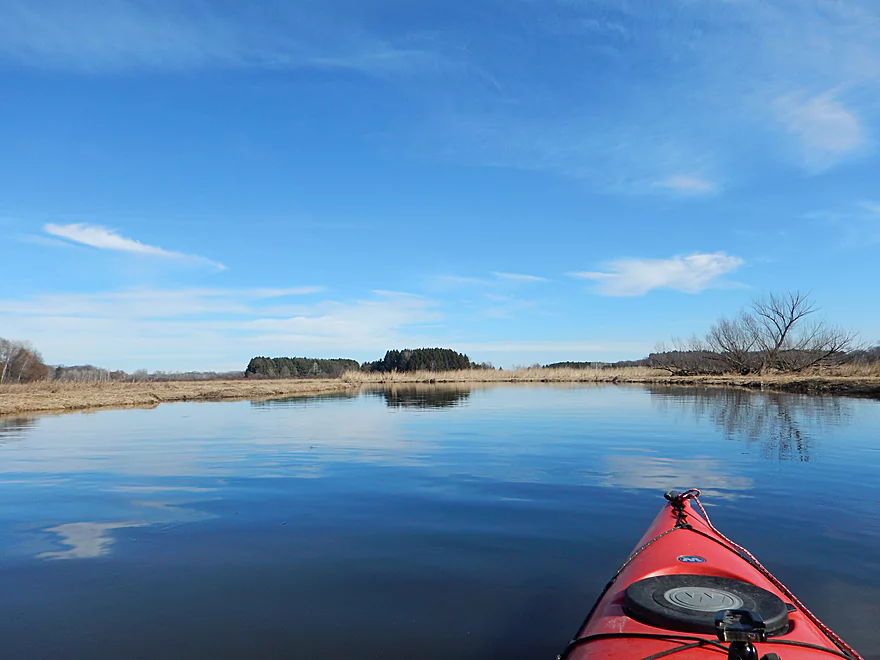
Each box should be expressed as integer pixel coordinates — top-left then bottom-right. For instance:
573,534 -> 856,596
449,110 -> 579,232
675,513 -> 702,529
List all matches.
244,348 -> 487,378
244,357 -> 360,379
361,348 -> 481,373
51,365 -> 246,382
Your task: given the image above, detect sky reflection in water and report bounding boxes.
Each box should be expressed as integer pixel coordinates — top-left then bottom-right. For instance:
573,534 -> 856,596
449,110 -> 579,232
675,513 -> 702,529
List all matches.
0,385 -> 878,659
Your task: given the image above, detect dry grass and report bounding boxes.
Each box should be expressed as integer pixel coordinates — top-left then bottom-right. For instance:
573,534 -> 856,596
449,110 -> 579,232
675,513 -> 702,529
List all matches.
819,362 -> 880,378
341,366 -> 665,384
4,365 -> 880,418
341,367 -> 880,399
0,379 -> 354,417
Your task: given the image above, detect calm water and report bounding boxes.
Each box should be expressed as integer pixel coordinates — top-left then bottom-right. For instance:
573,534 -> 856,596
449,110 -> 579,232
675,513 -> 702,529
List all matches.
1,385 -> 878,659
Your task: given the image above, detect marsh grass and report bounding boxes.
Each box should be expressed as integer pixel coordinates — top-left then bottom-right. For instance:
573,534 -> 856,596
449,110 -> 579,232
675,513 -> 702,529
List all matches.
341,366 -> 665,384
0,378 -> 351,416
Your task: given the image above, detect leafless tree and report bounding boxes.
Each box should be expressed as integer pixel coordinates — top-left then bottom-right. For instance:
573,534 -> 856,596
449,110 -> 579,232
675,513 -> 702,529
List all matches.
746,292 -> 858,372
0,338 -> 49,384
653,293 -> 859,375
706,312 -> 763,374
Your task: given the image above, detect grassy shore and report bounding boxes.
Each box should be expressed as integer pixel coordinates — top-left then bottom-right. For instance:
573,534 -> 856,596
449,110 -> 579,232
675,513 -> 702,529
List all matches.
342,366 -> 880,399
2,366 -> 880,417
0,379 -> 353,417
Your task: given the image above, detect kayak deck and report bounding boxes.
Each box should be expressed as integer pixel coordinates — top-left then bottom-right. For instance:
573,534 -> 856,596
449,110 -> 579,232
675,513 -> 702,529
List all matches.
560,490 -> 862,659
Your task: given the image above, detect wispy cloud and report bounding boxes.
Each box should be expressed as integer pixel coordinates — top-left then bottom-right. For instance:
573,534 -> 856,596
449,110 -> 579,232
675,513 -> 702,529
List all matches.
806,203 -> 880,249
653,175 -> 718,195
774,91 -> 866,170
44,223 -> 225,270
460,340 -> 644,353
0,287 -> 322,319
572,252 -> 744,297
435,271 -> 548,288
420,0 -> 880,188
0,0 -> 447,75
6,0 -> 880,188
491,271 -> 549,282
433,275 -> 489,287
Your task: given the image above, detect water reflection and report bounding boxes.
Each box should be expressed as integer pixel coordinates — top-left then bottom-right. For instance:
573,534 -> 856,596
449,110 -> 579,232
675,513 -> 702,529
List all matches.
35,490 -> 216,561
252,386 -> 473,410
39,521 -> 148,560
600,454 -> 753,499
649,387 -> 855,461
250,391 -> 358,408
368,384 -> 472,409
0,386 -> 878,657
0,416 -> 37,443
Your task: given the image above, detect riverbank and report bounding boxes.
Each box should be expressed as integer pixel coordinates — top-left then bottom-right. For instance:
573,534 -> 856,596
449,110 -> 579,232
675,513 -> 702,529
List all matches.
342,368 -> 880,399
2,369 -> 880,417
0,379 -> 353,417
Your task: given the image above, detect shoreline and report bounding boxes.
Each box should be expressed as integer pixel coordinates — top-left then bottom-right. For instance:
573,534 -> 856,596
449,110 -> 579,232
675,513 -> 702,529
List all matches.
0,379 -> 354,418
2,372 -> 880,418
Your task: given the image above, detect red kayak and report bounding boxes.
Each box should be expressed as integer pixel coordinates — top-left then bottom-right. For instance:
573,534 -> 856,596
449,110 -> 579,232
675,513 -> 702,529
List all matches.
558,489 -> 863,660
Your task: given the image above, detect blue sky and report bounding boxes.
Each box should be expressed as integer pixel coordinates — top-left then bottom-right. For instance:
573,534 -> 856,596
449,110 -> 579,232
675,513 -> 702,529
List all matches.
2,0 -> 879,371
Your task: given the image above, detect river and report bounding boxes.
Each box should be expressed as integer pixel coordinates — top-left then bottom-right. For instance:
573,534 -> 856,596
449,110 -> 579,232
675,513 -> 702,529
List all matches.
1,384 -> 878,659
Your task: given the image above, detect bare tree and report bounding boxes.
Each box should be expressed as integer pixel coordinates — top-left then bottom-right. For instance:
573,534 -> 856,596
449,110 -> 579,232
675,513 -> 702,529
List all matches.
0,338 -> 13,384
654,292 -> 859,375
747,292 -> 857,372
0,338 -> 49,384
706,312 -> 762,374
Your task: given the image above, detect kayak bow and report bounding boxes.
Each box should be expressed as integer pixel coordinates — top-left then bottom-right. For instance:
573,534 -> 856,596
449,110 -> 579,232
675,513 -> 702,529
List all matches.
559,489 -> 864,660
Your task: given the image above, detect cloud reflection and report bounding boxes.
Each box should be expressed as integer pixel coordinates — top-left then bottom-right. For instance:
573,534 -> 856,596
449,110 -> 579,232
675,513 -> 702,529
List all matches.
36,488 -> 217,560
600,453 -> 752,500
38,521 -> 147,560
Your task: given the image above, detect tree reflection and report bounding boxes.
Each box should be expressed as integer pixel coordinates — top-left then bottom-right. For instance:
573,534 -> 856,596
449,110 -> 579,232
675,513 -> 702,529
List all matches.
250,391 -> 358,408
371,384 -> 472,409
0,416 -> 37,444
250,386 -> 472,410
649,387 -> 854,462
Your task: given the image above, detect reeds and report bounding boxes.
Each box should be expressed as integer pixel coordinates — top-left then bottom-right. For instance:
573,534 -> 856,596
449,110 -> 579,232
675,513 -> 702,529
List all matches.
341,366 -> 665,384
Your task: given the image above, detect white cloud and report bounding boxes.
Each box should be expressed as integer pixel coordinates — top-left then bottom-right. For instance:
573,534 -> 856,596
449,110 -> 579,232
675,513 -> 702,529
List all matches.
572,252 -> 744,297
44,223 -> 225,270
491,271 -> 549,282
653,175 -> 717,195
774,91 -> 866,170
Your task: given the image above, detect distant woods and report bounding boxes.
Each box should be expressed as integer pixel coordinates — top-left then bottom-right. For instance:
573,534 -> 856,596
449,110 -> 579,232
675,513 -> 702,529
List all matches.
362,348 -> 484,373
245,357 -> 360,379
244,348 -> 487,379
